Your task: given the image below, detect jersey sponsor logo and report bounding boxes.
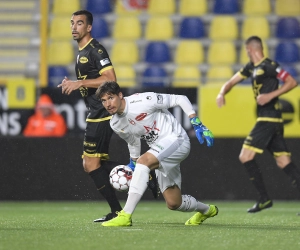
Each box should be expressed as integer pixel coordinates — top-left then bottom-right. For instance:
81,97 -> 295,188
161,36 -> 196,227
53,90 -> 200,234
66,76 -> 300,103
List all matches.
154,143 -> 164,150
141,130 -> 159,143
128,118 -> 136,125
112,120 -> 119,126
98,49 -> 103,54
149,147 -> 160,154
79,87 -> 88,97
79,57 -> 88,64
100,58 -> 110,66
141,121 -> 160,143
135,113 -> 147,121
121,125 -> 129,131
157,94 -> 163,104
83,141 -> 96,147
130,99 -> 142,104
253,68 -> 264,76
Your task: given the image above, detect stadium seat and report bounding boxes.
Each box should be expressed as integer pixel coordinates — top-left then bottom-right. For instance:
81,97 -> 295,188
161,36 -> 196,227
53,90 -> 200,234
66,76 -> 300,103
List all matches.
275,41 -> 300,64
172,66 -> 201,87
147,0 -> 176,15
48,66 -> 69,87
52,0 -> 81,15
276,18 -> 300,39
209,16 -> 238,40
179,0 -> 207,16
113,65 -> 136,87
243,0 -> 271,15
91,16 -> 109,39
145,42 -> 171,64
240,40 -> 269,64
241,16 -> 270,40
275,0 -> 300,16
112,16 -> 141,40
110,41 -> 139,65
213,0 -> 239,14
49,16 -> 72,40
206,66 -> 233,84
114,0 -> 144,15
48,41 -> 74,66
174,41 -> 204,65
179,17 -> 205,39
86,0 -> 112,15
145,16 -> 173,41
142,66 -> 168,88
207,41 -> 236,65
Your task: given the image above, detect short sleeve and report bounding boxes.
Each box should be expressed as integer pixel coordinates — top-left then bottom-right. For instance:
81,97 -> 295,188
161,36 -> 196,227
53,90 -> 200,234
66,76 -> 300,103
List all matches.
91,46 -> 113,73
239,62 -> 252,78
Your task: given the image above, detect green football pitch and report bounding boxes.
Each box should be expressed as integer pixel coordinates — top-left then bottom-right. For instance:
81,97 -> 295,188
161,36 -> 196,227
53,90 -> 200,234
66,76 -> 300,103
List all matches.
1,201 -> 299,250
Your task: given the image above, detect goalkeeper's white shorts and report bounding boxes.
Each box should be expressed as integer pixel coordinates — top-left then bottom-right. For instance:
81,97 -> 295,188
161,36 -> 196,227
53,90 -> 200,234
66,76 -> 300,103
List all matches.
147,134 -> 190,193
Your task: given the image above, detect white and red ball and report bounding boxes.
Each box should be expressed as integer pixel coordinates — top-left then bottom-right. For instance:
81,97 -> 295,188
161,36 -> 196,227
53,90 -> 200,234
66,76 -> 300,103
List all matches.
109,165 -> 133,192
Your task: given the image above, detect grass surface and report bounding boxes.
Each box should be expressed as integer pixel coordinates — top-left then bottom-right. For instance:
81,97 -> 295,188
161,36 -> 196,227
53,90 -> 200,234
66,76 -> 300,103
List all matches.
0,201 -> 299,250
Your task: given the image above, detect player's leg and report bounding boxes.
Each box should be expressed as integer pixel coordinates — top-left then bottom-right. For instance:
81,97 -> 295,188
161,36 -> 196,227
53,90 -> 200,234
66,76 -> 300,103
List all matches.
157,168 -> 218,225
269,130 -> 300,194
240,147 -> 273,212
155,135 -> 218,225
84,156 -> 122,222
102,134 -> 187,226
240,122 -> 275,213
102,152 -> 158,227
83,119 -> 122,222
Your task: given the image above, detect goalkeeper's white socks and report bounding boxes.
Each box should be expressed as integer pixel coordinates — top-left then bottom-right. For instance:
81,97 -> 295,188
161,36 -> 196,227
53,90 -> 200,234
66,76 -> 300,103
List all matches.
176,194 -> 209,213
123,163 -> 150,214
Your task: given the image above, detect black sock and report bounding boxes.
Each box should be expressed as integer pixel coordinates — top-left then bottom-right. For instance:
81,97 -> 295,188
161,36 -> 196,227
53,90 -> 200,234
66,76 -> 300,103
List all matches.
282,162 -> 300,191
89,164 -> 122,213
243,160 -> 270,201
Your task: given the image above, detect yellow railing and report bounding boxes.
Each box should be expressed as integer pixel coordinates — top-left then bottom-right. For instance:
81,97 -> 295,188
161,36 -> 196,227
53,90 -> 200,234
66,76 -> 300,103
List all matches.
38,0 -> 48,87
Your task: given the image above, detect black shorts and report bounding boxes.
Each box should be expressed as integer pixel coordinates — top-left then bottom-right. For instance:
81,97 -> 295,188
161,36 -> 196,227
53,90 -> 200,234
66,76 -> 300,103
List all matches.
243,121 -> 291,156
82,107 -> 113,159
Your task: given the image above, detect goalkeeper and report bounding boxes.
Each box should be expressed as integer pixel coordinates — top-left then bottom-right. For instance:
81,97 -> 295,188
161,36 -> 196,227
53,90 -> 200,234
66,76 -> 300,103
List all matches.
95,81 -> 218,227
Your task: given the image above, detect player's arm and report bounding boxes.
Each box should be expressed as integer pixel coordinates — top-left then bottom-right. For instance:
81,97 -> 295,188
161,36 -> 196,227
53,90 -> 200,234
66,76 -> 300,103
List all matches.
58,68 -> 116,95
167,94 -> 214,147
216,72 -> 244,108
79,46 -> 117,88
257,71 -> 298,106
76,67 -> 117,88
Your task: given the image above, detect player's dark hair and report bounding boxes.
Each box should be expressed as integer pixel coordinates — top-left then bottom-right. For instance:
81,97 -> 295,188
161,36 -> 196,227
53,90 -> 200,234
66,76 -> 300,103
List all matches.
245,36 -> 263,50
72,10 -> 93,25
245,36 -> 262,45
95,81 -> 121,99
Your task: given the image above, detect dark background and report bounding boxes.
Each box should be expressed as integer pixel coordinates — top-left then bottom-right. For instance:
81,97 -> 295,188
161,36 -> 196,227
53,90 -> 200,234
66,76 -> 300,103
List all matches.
1,136 -> 299,201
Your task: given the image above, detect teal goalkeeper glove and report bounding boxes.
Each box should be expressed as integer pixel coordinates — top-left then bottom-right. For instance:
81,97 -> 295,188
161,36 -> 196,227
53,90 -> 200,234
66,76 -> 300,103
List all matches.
127,158 -> 136,171
190,117 -> 214,147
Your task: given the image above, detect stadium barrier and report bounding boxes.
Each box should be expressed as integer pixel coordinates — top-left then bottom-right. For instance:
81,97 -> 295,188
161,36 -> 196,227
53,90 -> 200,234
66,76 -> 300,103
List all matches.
1,136 -> 299,201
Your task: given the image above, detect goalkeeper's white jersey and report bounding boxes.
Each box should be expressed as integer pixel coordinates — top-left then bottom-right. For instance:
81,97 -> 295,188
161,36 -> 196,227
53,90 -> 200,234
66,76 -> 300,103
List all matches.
110,92 -> 194,158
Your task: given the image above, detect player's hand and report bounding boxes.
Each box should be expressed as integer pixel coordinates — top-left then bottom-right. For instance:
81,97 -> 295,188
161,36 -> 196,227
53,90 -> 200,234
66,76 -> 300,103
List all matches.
216,93 -> 225,108
190,117 -> 214,147
127,158 -> 136,171
57,77 -> 80,95
256,93 -> 272,106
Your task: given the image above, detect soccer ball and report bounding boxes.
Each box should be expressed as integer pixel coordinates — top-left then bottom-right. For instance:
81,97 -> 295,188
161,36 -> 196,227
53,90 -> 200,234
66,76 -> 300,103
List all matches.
109,165 -> 133,192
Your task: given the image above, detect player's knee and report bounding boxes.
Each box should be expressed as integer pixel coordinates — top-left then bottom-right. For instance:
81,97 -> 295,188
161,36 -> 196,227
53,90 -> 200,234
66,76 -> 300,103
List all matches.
166,200 -> 181,210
